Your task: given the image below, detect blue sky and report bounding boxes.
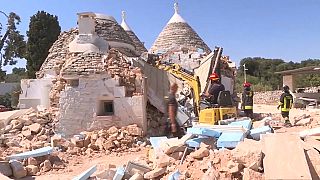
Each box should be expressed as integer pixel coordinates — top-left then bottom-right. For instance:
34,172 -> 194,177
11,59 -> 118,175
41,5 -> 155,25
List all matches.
1,0 -> 320,73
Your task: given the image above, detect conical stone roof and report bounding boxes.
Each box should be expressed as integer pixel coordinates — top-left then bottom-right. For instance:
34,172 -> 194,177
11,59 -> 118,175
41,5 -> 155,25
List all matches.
120,11 -> 147,55
150,3 -> 211,54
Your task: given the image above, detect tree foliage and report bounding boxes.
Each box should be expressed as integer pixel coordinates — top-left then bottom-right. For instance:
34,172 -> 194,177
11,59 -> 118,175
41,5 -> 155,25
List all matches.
236,58 -> 320,92
0,11 -> 26,68
26,11 -> 61,78
4,67 -> 28,83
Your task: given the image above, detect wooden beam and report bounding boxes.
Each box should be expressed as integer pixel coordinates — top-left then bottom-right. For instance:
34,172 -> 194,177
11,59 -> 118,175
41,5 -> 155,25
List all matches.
262,134 -> 312,180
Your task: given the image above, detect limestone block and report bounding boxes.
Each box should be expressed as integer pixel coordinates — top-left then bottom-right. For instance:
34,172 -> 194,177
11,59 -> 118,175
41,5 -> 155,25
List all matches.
143,167 -> 166,179
26,165 -> 39,176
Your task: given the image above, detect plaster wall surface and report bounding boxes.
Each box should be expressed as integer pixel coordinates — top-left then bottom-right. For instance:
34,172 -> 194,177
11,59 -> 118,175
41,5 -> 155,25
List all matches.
19,79 -> 53,109
56,75 -> 146,137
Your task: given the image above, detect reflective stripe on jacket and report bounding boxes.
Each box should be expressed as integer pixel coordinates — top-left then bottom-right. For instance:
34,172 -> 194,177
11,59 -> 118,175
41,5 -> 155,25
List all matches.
242,88 -> 253,110
279,92 -> 293,112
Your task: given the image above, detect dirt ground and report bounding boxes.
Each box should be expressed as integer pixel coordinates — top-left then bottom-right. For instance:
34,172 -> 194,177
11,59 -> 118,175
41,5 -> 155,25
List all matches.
24,104 -> 320,179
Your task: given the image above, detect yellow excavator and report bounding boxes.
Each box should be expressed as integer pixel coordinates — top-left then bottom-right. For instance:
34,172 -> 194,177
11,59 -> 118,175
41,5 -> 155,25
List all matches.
155,48 -> 237,125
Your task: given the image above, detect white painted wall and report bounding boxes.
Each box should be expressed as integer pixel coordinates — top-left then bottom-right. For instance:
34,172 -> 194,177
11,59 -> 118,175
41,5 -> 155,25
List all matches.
19,79 -> 53,109
56,75 -> 146,137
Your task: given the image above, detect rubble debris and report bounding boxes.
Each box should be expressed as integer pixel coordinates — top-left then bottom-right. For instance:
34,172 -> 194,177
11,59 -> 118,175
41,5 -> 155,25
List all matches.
26,165 -> 39,176
143,167 -> 166,179
6,147 -> 53,161
231,139 -> 263,172
242,168 -> 263,180
113,167 -> 125,180
10,160 -> 27,179
41,159 -> 52,172
300,127 -> 320,138
189,147 -> 209,159
295,118 -> 312,126
217,132 -> 246,148
72,165 -> 97,180
249,126 -> 272,140
0,161 -> 12,177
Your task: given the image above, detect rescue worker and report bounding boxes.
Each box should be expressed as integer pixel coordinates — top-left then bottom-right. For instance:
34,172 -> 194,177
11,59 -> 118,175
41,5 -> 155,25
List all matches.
277,85 -> 293,126
205,73 -> 225,105
167,83 -> 183,138
241,82 -> 254,119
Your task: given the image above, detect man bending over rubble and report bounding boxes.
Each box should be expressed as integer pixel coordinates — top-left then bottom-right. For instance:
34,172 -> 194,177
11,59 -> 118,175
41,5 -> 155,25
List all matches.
277,85 -> 293,127
167,83 -> 184,138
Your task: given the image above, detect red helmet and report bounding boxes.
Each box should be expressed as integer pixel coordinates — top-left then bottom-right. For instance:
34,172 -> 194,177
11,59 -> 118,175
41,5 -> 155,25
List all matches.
243,82 -> 251,87
209,73 -> 219,80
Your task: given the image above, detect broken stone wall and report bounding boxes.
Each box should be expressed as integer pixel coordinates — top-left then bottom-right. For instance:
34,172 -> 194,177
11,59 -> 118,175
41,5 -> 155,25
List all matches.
56,74 -> 146,137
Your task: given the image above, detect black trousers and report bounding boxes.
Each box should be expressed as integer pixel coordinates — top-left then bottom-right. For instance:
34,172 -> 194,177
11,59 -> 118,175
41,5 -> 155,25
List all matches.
281,111 -> 289,118
244,109 -> 253,119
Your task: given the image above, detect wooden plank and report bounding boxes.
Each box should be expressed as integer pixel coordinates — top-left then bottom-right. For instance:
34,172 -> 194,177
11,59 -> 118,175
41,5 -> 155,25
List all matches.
262,134 -> 312,180
304,136 -> 320,151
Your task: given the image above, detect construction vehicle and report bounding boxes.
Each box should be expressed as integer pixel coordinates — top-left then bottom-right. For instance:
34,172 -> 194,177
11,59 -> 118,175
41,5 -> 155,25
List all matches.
155,47 -> 237,125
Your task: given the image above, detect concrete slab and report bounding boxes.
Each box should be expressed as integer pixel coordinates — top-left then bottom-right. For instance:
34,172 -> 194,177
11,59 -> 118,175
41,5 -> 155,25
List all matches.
72,165 -> 97,180
192,123 -> 248,133
113,167 -> 125,180
300,127 -> 320,138
185,137 -> 209,148
168,170 -> 181,180
262,134 -> 312,180
249,126 -> 272,140
149,136 -> 169,149
7,146 -> 53,161
217,132 -> 246,148
229,120 -> 252,130
187,127 -> 221,138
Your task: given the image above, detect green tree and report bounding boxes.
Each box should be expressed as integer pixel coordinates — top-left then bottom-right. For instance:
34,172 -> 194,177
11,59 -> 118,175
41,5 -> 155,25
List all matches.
4,67 -> 28,82
0,11 -> 26,69
26,11 -> 61,78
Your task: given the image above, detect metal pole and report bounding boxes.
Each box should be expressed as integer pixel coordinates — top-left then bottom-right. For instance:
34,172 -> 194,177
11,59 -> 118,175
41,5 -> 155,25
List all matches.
243,64 -> 247,83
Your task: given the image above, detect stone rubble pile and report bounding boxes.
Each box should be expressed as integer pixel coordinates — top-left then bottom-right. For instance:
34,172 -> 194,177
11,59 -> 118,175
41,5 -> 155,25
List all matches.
0,153 -> 67,179
104,49 -> 143,96
146,103 -> 167,137
0,119 -> 145,179
59,124 -> 145,155
0,108 -> 55,154
100,137 -> 264,180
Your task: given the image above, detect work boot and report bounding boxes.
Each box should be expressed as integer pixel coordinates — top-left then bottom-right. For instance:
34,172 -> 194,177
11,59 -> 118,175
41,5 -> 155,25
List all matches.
284,120 -> 292,127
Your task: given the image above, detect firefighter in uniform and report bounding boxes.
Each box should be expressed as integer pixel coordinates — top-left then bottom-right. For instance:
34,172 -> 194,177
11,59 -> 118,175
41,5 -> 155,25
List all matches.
241,82 -> 254,119
205,73 -> 225,105
277,85 -> 293,126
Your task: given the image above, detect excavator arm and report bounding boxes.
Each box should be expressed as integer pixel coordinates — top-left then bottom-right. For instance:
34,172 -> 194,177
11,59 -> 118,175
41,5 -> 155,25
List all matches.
156,63 -> 201,116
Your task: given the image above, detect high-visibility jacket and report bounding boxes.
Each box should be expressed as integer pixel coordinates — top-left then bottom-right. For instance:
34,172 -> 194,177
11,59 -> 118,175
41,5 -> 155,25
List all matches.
242,88 -> 253,110
279,92 -> 293,112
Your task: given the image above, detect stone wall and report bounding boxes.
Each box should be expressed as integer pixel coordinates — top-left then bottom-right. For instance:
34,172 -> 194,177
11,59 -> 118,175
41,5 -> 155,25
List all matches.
56,75 -> 146,137
253,91 -> 282,105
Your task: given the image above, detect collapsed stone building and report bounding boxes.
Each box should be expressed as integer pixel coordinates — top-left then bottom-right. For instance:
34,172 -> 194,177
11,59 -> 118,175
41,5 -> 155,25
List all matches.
18,3 -> 236,137
19,12 -> 148,137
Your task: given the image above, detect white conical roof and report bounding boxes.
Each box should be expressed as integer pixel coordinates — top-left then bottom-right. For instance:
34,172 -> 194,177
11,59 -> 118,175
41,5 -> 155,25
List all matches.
167,3 -> 186,24
120,11 -> 132,31
150,3 -> 211,54
120,11 -> 147,54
